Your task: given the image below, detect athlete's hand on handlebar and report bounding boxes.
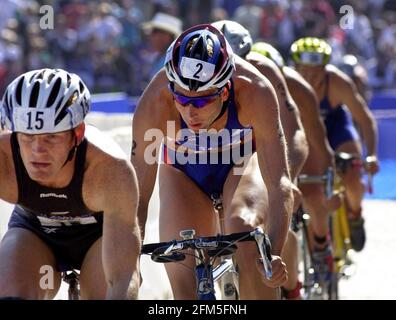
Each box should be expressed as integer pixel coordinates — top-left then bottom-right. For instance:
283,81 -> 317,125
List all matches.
364,155 -> 380,175
256,255 -> 288,288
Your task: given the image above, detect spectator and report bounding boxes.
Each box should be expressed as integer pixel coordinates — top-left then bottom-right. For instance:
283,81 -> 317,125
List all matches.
233,0 -> 263,41
140,12 -> 182,87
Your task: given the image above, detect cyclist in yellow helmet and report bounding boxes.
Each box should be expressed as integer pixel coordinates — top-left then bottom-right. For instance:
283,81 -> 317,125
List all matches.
251,41 -> 341,286
290,37 -> 379,253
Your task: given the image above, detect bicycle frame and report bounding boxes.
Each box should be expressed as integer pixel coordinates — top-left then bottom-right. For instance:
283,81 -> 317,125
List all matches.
62,270 -> 80,300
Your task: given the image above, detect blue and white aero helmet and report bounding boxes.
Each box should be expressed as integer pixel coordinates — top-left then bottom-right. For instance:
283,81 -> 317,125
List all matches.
211,20 -> 252,58
1,68 -> 90,134
164,24 -> 235,92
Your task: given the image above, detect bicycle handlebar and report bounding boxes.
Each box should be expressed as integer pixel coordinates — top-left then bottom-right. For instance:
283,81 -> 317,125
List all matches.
298,152 -> 375,198
141,227 -> 273,280
297,167 -> 334,199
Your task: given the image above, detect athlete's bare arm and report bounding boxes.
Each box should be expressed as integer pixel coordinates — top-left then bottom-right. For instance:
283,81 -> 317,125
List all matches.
85,148 -> 141,299
0,133 -> 18,203
284,66 -> 333,168
245,52 -> 308,180
329,67 -> 378,158
234,57 -> 294,255
131,71 -> 170,239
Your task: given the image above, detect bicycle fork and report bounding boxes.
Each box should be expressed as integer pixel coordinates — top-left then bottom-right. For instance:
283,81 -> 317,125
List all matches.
179,229 -> 216,300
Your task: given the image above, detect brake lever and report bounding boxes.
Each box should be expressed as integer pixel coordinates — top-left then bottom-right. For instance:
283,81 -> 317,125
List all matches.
164,241 -> 183,255
252,227 -> 272,279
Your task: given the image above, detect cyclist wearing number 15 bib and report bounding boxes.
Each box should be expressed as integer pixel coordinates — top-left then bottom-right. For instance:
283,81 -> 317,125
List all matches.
0,68 -> 140,300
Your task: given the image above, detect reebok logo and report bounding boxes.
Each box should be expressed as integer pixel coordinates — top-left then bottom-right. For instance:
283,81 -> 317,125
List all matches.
40,193 -> 68,199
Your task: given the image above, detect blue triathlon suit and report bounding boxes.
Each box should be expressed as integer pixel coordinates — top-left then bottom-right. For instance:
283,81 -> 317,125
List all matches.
163,80 -> 255,200
8,133 -> 103,272
320,73 -> 359,150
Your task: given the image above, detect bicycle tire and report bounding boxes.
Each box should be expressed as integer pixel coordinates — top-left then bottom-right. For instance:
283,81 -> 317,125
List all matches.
300,214 -> 314,300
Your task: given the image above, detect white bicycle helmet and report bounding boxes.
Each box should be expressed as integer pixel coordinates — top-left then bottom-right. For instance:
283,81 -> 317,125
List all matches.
211,20 -> 252,58
164,23 -> 235,92
1,68 -> 90,134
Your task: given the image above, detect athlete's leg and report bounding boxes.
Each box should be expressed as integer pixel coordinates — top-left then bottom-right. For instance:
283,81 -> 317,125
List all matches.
222,154 -> 281,300
79,237 -> 107,299
336,140 -> 366,251
300,152 -> 338,247
80,235 -> 139,300
336,140 -> 364,214
158,164 -> 218,300
0,228 -> 61,299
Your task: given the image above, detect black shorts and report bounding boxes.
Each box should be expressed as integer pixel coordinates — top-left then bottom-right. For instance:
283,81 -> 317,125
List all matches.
8,208 -> 103,272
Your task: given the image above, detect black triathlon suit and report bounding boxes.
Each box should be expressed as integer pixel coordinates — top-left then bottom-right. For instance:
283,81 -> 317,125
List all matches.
8,133 -> 103,272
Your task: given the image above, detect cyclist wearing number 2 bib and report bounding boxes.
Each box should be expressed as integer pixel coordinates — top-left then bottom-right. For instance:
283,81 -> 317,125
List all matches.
0,68 -> 141,300
132,24 -> 293,299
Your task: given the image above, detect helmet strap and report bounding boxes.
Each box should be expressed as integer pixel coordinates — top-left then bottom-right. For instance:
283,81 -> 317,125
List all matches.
207,83 -> 231,127
62,134 -> 78,168
61,123 -> 85,168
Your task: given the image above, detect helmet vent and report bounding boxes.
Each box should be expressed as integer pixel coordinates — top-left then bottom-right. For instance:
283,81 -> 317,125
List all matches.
29,72 -> 37,83
15,76 -> 24,106
79,81 -> 84,94
47,72 -> 56,84
35,70 -> 46,80
29,81 -> 40,108
66,73 -> 72,88
47,77 -> 62,108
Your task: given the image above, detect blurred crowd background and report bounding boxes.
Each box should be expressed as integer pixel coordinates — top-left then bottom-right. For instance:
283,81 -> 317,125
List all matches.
0,0 -> 395,97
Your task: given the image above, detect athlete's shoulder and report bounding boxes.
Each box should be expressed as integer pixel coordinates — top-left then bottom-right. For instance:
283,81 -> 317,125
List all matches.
83,125 -> 136,205
233,55 -> 273,90
245,51 -> 279,71
326,64 -> 355,91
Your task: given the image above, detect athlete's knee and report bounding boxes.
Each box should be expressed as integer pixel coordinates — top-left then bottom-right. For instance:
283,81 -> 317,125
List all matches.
343,168 -> 365,192
303,186 -> 326,206
236,242 -> 260,270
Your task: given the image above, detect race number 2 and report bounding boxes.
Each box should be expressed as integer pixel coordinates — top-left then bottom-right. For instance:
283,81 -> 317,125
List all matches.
180,57 -> 215,82
193,63 -> 203,79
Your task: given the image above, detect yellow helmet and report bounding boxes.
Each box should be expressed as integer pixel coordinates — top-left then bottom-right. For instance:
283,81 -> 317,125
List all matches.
251,42 -> 285,69
290,37 -> 332,66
